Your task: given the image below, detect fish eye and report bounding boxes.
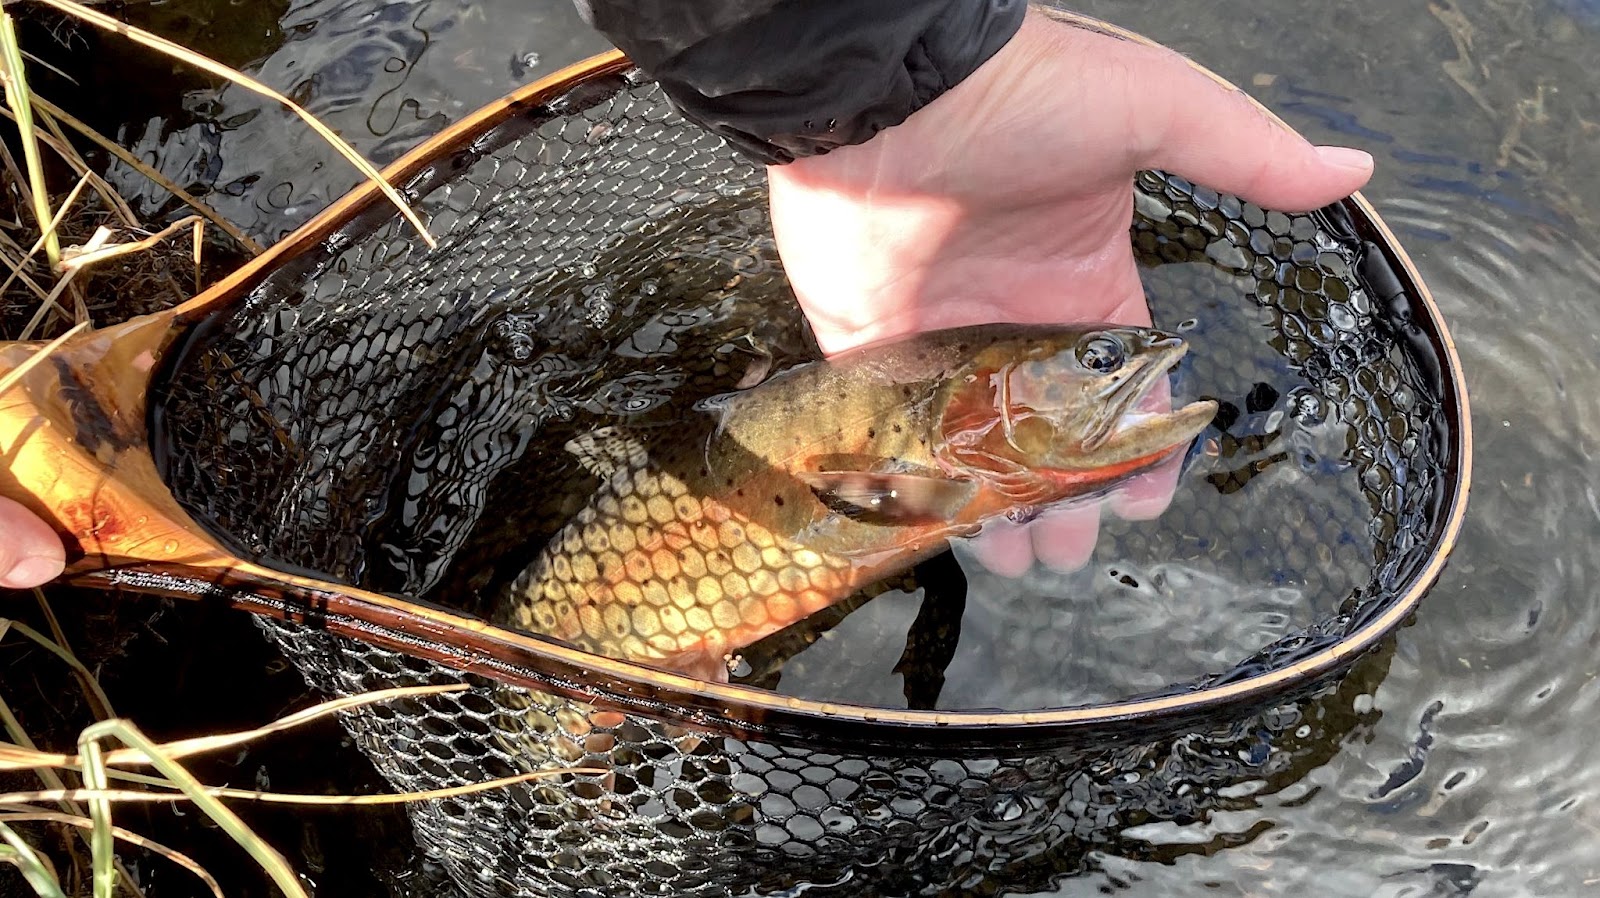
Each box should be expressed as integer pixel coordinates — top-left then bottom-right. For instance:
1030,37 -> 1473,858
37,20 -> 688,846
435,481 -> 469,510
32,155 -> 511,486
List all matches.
1075,335 -> 1126,374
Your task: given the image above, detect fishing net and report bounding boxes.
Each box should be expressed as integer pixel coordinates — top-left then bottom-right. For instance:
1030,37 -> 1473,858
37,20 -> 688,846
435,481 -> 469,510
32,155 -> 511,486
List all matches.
143,57 -> 1465,898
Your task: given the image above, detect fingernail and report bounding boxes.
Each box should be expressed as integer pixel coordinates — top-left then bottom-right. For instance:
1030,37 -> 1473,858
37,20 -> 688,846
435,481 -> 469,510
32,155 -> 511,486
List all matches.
1315,145 -> 1374,173
1,554 -> 65,589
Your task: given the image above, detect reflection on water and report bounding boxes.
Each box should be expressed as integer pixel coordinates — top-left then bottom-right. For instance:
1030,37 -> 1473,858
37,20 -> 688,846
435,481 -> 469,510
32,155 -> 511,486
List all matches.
32,0 -> 1600,895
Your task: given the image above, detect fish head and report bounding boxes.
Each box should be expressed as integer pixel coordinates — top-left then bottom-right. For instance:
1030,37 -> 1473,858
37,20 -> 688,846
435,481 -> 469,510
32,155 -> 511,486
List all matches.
935,326 -> 1218,502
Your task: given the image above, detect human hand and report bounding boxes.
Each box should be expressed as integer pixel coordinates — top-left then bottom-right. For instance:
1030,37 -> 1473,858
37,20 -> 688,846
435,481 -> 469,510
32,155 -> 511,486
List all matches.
766,8 -> 1374,575
0,496 -> 64,589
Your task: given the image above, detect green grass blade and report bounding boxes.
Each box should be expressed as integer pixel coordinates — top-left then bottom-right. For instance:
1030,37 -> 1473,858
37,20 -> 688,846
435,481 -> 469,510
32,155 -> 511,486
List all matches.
80,720 -> 308,898
0,821 -> 66,898
0,9 -> 60,269
75,737 -> 114,898
0,619 -> 115,717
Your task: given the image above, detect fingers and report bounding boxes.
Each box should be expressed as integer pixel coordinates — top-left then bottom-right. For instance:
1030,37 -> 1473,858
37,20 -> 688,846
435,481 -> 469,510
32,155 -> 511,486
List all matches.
964,499 -> 1103,578
1028,503 -> 1101,573
0,497 -> 65,589
1132,42 -> 1373,211
966,517 -> 1038,579
965,452 -> 1187,578
1107,453 -> 1183,521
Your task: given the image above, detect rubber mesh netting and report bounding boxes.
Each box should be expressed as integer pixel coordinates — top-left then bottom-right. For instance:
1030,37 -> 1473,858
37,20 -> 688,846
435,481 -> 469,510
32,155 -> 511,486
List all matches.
152,68 -> 1450,897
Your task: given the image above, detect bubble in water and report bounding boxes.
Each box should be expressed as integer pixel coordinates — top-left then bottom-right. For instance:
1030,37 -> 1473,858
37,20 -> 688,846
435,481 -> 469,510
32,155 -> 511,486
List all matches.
490,315 -> 538,363
584,293 -> 614,328
509,51 -> 542,77
986,793 -> 1026,823
1287,387 -> 1326,426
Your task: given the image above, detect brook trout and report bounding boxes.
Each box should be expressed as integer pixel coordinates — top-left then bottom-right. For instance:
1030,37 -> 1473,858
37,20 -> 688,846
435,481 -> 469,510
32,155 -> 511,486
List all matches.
492,324 -> 1217,681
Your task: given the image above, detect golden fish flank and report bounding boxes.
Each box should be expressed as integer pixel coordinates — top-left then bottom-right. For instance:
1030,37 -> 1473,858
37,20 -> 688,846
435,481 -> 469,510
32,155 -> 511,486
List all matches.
495,323 -> 1219,679
503,446 -> 855,672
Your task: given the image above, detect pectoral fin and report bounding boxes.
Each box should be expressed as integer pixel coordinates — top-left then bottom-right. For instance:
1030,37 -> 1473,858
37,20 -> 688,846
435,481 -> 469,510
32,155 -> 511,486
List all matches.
948,446 -> 1061,507
796,469 -> 978,525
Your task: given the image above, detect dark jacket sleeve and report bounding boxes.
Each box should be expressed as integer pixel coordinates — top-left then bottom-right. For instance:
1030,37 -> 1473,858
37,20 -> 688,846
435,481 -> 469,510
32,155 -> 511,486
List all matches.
571,1 -> 1027,164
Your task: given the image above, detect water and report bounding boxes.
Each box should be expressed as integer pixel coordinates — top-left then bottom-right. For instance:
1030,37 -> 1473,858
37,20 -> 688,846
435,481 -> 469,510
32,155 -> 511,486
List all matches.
34,0 -> 1600,895
719,248 -> 1384,711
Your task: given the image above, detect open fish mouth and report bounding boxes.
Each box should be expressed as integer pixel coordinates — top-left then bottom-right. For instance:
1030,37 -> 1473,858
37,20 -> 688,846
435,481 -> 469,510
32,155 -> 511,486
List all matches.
1082,341 -> 1215,453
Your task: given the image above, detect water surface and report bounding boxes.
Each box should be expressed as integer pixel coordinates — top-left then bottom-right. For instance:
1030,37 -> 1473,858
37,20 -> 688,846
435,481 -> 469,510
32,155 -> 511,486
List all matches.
32,0 -> 1600,895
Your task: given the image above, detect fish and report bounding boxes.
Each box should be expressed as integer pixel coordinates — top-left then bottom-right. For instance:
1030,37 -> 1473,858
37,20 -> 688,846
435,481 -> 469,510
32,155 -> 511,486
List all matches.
491,323 -> 1219,682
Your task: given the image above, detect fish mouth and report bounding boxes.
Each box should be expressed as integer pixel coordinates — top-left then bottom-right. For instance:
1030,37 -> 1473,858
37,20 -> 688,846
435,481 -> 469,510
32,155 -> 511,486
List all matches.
1082,341 -> 1217,454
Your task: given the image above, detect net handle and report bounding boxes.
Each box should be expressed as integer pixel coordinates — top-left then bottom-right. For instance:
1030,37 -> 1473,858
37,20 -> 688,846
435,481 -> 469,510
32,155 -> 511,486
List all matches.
0,51 -> 636,576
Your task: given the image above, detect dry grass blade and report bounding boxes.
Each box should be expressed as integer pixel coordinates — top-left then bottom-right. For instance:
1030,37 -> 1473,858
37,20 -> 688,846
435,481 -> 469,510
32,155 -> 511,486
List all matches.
17,48 -> 72,85
24,103 -> 138,226
31,0 -> 436,249
0,254 -> 49,303
0,821 -> 66,898
60,214 -> 204,273
0,172 -> 88,301
139,682 -> 469,762
0,320 -> 88,395
16,237 -> 89,339
28,94 -> 262,253
0,619 -> 114,718
0,102 -> 140,232
0,683 -> 468,771
0,697 -> 80,810
27,590 -> 112,721
0,813 -> 222,898
78,720 -> 307,898
0,9 -> 61,269
0,767 -> 600,807
0,683 -> 143,897
0,117 -> 36,216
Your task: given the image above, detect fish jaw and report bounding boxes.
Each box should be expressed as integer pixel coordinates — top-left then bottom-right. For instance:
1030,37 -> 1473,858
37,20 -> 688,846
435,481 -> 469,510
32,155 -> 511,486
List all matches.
987,392 -> 1216,508
1100,397 -> 1218,459
937,334 -> 1216,508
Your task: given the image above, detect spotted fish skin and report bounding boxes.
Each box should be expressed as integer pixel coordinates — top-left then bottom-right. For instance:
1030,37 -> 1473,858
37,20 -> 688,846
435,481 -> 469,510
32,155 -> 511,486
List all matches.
498,440 -> 859,680
494,323 -> 1218,680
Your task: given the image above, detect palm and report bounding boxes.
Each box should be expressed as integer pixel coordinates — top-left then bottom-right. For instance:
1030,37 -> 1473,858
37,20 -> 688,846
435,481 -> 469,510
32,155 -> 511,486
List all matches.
767,9 -> 1373,573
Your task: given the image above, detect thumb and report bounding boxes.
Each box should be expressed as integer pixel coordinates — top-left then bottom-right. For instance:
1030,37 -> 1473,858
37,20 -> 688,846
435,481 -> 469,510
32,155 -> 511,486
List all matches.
0,496 -> 65,588
1140,50 -> 1373,211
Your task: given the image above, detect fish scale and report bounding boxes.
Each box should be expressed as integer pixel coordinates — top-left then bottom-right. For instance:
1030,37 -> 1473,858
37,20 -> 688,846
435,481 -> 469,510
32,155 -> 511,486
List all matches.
503,454 -> 853,677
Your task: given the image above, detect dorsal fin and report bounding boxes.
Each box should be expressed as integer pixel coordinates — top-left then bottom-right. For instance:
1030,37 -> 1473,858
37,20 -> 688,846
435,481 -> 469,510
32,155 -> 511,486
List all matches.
564,426 -> 649,478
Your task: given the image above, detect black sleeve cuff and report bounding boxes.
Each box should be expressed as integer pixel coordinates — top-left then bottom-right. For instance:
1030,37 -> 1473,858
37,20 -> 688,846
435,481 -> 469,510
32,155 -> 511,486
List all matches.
574,0 -> 1028,164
